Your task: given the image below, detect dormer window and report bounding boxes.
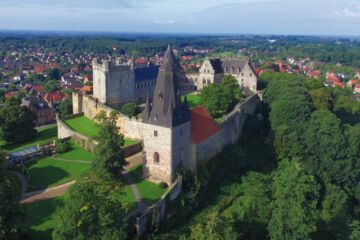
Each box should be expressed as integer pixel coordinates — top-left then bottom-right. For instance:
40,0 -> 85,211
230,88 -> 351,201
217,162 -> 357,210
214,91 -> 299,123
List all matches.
158,91 -> 163,102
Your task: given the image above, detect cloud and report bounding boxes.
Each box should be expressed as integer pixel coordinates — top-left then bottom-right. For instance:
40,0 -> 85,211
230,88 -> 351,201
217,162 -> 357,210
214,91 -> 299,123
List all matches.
332,7 -> 360,18
155,20 -> 175,24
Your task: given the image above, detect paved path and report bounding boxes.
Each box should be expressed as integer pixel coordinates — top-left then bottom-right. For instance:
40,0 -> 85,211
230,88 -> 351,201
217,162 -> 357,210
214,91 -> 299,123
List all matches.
9,171 -> 27,193
50,157 -> 92,164
20,152 -> 143,204
20,180 -> 76,204
122,171 -> 147,214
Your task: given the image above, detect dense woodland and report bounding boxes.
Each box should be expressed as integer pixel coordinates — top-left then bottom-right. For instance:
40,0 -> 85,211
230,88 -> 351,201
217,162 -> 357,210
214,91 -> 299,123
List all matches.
147,71 -> 360,240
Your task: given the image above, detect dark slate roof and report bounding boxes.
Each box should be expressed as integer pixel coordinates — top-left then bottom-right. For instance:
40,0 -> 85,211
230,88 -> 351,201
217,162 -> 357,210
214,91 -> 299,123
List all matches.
142,45 -> 191,128
209,59 -> 222,74
22,96 -> 50,110
135,66 -> 159,83
221,59 -> 247,74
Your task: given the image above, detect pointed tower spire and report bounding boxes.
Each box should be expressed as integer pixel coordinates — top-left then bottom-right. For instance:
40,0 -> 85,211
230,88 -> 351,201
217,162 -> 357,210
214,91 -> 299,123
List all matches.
183,95 -> 189,110
142,93 -> 151,120
142,44 -> 191,127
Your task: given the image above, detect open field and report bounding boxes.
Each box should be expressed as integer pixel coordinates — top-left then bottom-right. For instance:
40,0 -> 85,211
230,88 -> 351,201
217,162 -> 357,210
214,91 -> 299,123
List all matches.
25,196 -> 65,240
129,165 -> 167,206
64,116 -> 136,146
26,157 -> 91,191
0,125 -> 57,152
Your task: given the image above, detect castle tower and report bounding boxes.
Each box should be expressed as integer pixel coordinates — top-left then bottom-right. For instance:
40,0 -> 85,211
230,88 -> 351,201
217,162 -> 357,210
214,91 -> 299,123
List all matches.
92,58 -> 136,109
142,45 -> 191,184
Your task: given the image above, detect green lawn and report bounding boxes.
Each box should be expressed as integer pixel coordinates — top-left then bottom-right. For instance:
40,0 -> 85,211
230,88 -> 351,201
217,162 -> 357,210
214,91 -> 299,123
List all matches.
64,116 -> 137,146
25,196 -> 65,240
118,182 -> 138,218
181,94 -> 201,109
129,165 -> 167,206
0,125 -> 57,152
26,157 -> 91,191
55,142 -> 94,161
64,116 -> 99,137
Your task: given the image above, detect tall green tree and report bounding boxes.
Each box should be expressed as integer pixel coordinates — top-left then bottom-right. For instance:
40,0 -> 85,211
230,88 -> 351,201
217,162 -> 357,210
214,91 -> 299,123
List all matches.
0,150 -> 25,239
268,160 -> 320,240
93,111 -> 127,178
0,97 -> 37,143
58,95 -> 73,117
52,169 -> 128,240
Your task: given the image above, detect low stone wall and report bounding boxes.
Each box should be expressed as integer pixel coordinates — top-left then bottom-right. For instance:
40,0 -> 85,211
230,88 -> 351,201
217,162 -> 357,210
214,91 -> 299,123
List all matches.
136,176 -> 182,235
57,113 -> 142,156
73,92 -> 144,140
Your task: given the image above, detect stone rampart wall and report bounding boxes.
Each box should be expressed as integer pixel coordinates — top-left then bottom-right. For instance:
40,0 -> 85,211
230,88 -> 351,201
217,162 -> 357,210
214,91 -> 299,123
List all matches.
135,177 -> 182,235
57,113 -> 142,156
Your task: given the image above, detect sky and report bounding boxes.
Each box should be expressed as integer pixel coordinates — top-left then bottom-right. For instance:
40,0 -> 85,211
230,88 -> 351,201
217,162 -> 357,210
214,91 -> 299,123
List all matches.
1,0 -> 360,36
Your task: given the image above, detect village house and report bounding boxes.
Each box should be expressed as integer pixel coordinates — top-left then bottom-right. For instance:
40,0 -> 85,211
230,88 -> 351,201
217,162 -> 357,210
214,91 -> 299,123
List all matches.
21,95 -> 55,126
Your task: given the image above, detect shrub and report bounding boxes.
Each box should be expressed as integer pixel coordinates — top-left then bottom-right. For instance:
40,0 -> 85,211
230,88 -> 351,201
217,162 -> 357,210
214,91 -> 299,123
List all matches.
159,182 -> 168,189
56,140 -> 71,154
120,103 -> 138,117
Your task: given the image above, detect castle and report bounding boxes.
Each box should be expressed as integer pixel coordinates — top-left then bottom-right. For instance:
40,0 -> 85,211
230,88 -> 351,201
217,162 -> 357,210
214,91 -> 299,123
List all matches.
69,45 -> 260,185
91,48 -> 257,108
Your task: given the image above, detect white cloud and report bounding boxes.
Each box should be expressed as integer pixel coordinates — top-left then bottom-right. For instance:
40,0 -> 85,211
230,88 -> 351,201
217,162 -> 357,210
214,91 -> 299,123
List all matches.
332,7 -> 360,18
155,19 -> 175,24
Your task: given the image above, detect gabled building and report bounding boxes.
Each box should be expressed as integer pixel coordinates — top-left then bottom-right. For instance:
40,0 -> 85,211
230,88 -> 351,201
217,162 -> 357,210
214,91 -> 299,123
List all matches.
186,57 -> 257,92
21,96 -> 55,126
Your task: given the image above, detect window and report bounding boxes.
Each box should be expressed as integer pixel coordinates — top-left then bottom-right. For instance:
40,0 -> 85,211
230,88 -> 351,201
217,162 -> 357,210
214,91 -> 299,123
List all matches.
241,72 -> 244,76
203,79 -> 206,84
154,130 -> 158,137
250,73 -> 253,77
153,152 -> 160,163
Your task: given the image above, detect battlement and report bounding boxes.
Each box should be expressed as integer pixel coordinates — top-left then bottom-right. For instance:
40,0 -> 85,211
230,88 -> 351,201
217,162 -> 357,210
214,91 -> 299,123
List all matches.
92,58 -> 134,72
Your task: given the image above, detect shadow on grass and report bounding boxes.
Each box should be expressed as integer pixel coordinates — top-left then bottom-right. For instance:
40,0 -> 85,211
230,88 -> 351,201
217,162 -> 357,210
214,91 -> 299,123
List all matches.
27,166 -> 69,190
24,197 -> 64,240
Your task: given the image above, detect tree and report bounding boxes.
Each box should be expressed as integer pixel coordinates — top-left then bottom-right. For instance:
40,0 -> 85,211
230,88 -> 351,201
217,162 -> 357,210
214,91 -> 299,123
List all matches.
93,111 -> 127,178
52,169 -> 128,240
0,97 -> 37,143
43,80 -> 58,92
46,68 -> 61,81
309,88 -> 333,110
199,84 -> 233,118
58,96 -> 73,117
0,150 -> 25,239
120,103 -> 138,117
221,75 -> 241,109
268,160 -> 320,240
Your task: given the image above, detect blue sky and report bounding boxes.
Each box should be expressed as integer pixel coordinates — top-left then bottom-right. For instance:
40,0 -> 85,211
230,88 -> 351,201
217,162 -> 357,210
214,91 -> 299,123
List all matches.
1,0 -> 360,36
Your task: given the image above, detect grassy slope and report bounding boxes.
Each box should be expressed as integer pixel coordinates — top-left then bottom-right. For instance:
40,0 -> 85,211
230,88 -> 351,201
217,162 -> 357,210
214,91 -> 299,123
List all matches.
64,116 -> 136,146
26,157 -> 91,191
55,142 -> 94,161
0,125 -> 57,152
25,196 -> 65,240
129,165 -> 167,206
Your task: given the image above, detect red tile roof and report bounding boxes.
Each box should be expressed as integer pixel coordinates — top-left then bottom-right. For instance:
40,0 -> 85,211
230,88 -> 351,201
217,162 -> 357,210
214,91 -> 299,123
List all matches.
43,92 -> 66,103
190,106 -> 221,144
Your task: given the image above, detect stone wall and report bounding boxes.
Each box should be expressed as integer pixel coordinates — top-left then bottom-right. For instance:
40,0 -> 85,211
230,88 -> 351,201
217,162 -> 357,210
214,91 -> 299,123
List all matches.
135,177 -> 182,236
189,93 -> 261,172
57,113 -> 142,156
72,92 -> 144,140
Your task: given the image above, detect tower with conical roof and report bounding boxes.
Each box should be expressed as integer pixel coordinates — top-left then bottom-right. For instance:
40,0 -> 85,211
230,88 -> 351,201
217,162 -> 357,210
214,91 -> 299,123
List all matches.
142,45 -> 191,184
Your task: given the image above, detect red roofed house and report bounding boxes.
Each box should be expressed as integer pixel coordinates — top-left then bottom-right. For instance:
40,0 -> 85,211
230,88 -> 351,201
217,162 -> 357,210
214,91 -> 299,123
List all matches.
347,79 -> 358,88
5,91 -> 18,98
355,84 -> 360,94
43,92 -> 66,105
333,82 -> 345,89
70,67 -> 79,74
84,65 -> 91,72
79,86 -> 93,94
307,70 -> 321,79
134,58 -> 148,69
